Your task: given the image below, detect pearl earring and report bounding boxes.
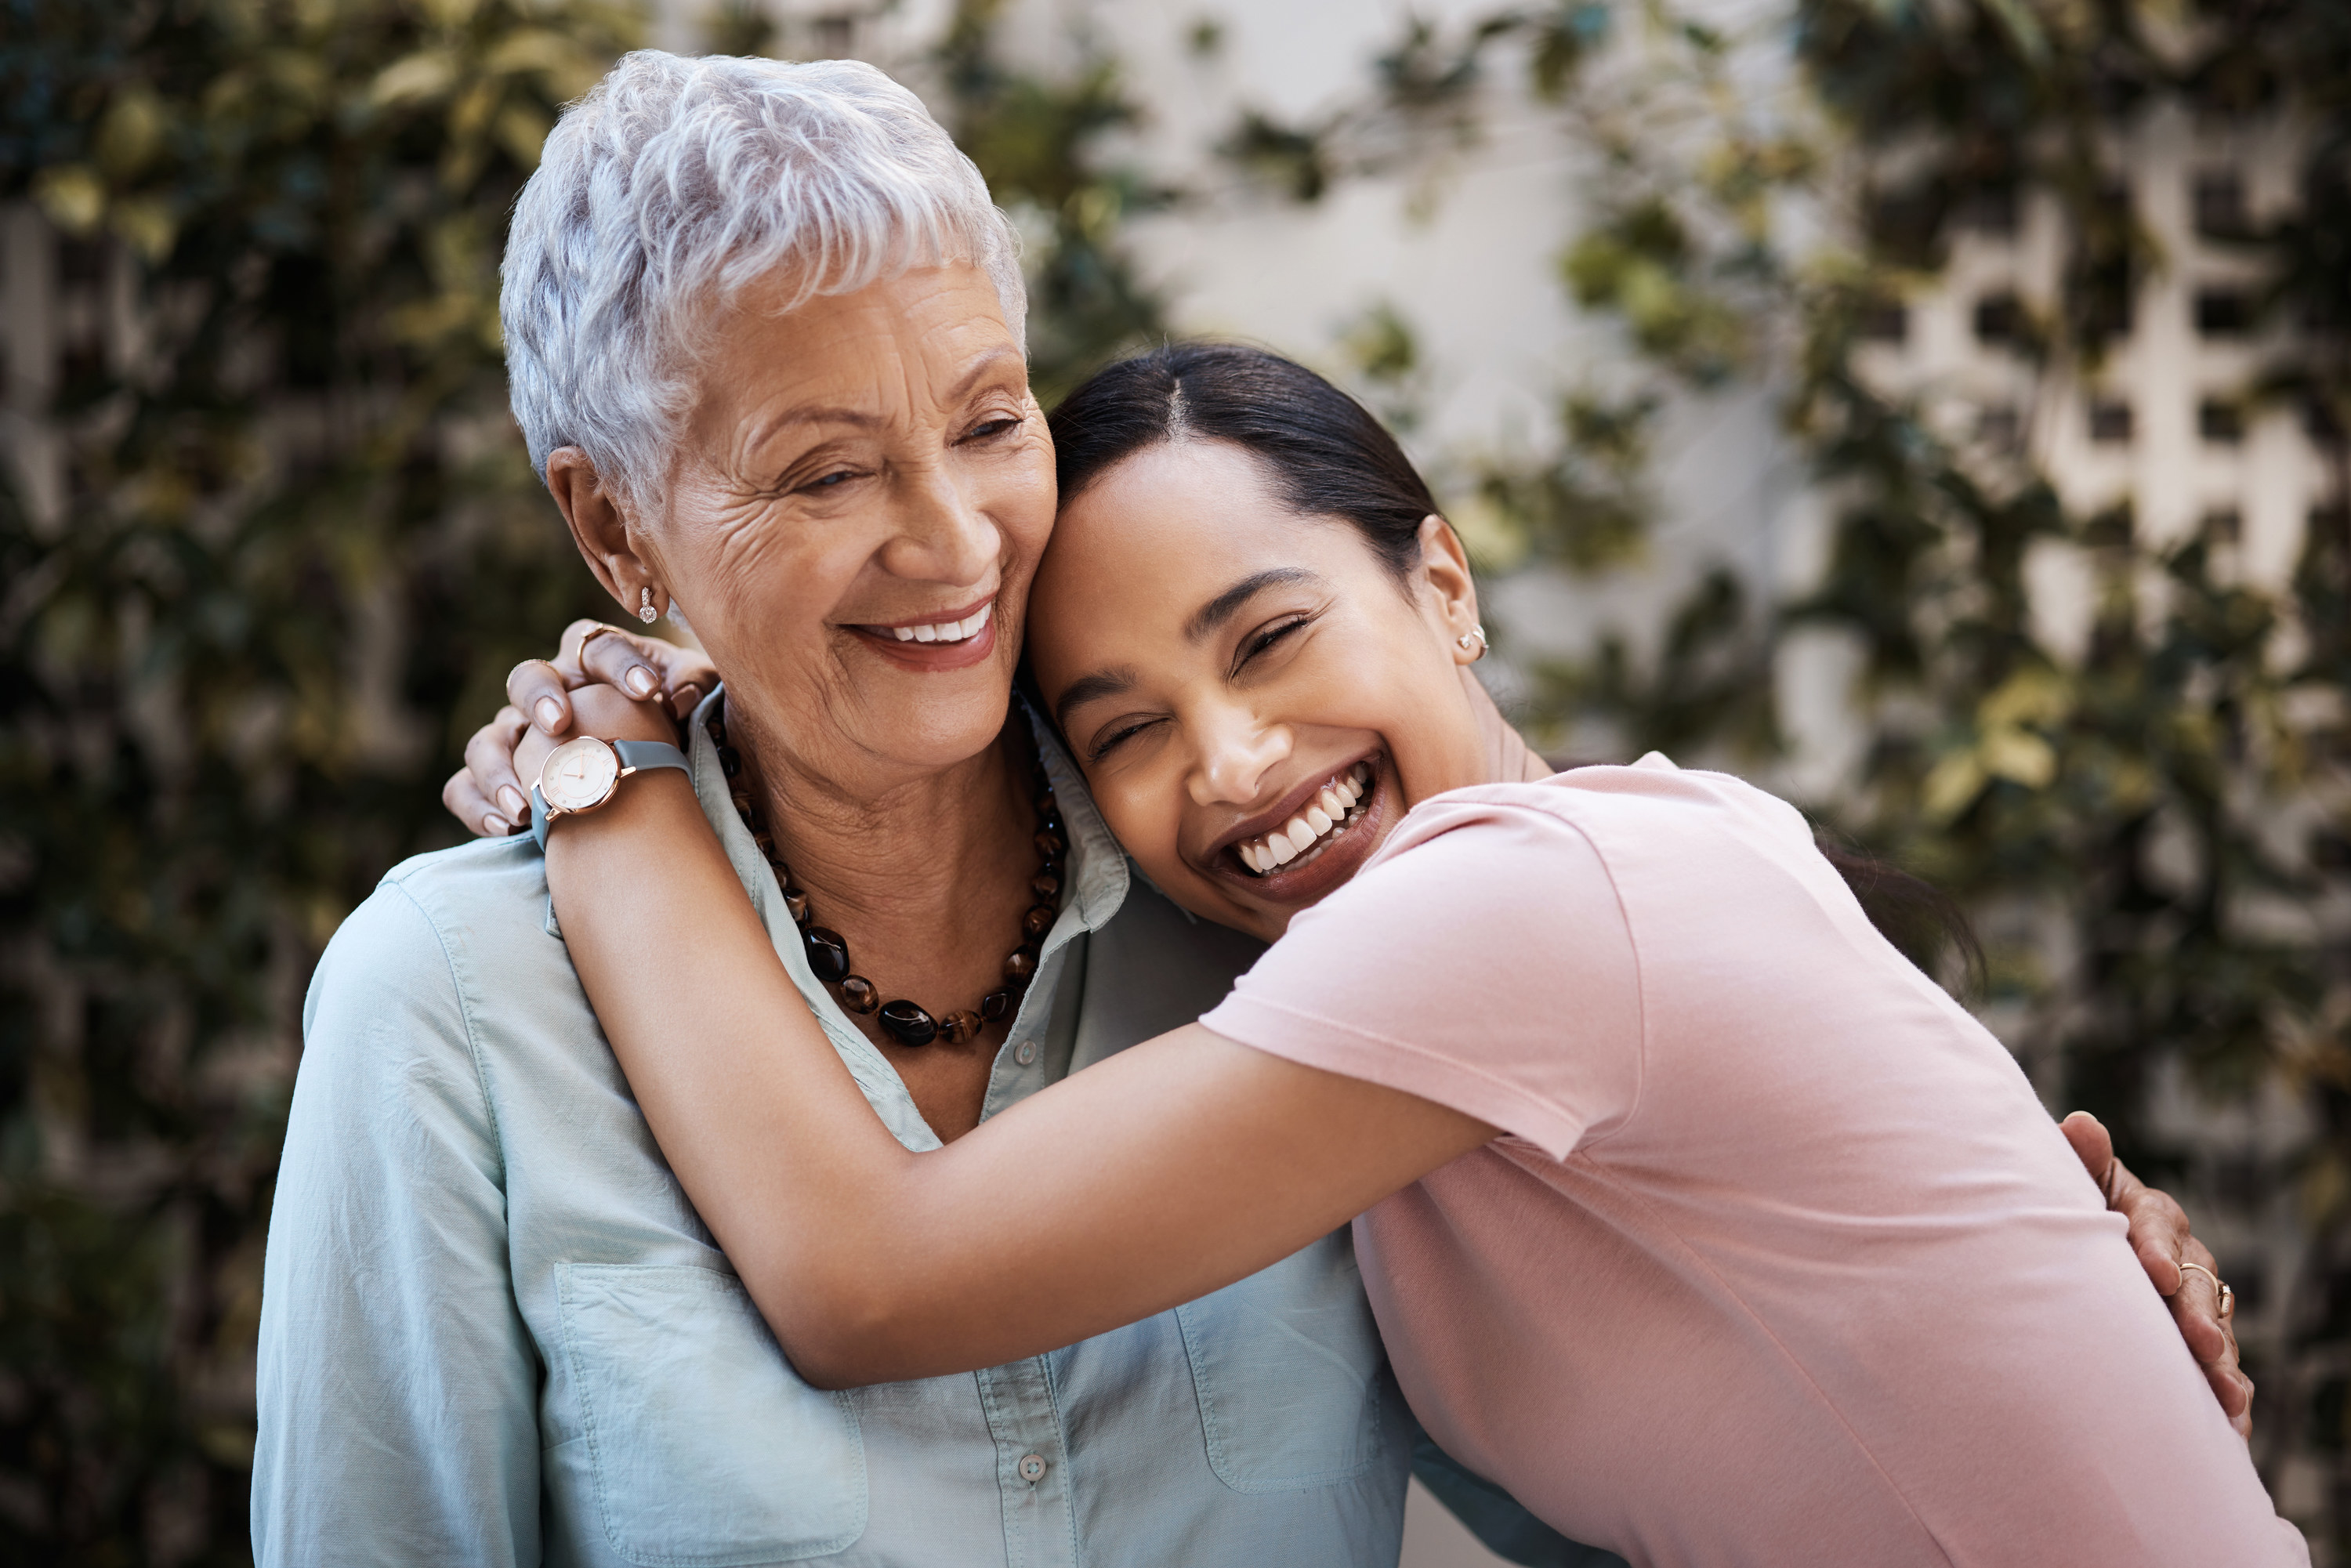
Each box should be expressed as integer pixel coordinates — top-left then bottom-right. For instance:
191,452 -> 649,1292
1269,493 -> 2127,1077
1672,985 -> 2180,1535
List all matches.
1457,623 -> 1488,661
638,586 -> 659,625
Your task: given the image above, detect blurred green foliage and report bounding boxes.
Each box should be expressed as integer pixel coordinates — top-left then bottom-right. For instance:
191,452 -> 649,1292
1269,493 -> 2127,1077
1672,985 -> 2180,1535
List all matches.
0,1 -> 1164,1559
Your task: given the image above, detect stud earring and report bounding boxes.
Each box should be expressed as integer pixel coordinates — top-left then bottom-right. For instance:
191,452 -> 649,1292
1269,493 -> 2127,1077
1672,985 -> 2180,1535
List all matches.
1457,623 -> 1488,661
638,586 -> 659,625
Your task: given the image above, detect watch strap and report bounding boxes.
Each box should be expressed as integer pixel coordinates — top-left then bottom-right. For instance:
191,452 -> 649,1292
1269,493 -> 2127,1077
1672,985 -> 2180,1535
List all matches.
614,739 -> 690,777
530,739 -> 691,852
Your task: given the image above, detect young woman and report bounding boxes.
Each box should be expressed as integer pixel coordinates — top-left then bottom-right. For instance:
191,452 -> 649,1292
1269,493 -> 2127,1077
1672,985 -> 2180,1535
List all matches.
513,345 -> 2298,1564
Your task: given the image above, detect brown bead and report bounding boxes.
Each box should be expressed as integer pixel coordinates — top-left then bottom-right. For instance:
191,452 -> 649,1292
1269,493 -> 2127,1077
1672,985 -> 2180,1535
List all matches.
1034,830 -> 1065,860
938,1009 -> 982,1046
1030,871 -> 1060,903
719,746 -> 742,778
1022,904 -> 1056,940
706,717 -> 728,748
731,790 -> 754,817
980,988 -> 1016,1022
878,1000 -> 939,1047
783,889 -> 810,927
838,976 -> 880,1015
752,830 -> 776,860
803,926 -> 850,983
1004,947 -> 1039,983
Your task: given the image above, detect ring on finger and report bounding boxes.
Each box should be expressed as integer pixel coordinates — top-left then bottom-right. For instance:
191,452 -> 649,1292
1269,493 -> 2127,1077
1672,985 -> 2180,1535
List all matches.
2180,1261 -> 2234,1319
577,625 -> 625,662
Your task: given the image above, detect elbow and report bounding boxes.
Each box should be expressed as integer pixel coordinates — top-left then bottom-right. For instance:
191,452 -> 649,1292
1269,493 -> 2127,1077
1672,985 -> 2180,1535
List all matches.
743,1266 -> 926,1392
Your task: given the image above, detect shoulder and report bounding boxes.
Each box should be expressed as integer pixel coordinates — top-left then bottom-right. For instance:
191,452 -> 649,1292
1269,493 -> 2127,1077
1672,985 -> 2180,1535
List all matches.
302,835 -> 562,1078
1383,757 -> 1820,892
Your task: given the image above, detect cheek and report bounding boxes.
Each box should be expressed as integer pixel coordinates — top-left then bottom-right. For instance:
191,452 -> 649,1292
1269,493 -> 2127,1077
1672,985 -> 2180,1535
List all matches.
989,451 -> 1059,570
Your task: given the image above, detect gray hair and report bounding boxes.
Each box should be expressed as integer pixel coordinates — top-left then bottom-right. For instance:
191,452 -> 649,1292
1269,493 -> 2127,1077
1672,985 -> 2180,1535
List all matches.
501,52 -> 1027,513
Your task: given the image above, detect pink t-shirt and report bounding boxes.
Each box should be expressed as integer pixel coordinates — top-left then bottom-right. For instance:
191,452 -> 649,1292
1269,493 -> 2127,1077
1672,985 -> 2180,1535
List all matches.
1201,758 -> 2302,1566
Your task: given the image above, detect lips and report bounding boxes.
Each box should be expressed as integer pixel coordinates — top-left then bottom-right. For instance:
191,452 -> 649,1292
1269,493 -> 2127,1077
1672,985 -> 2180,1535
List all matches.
1235,762 -> 1373,875
847,595 -> 1001,671
880,601 -> 992,644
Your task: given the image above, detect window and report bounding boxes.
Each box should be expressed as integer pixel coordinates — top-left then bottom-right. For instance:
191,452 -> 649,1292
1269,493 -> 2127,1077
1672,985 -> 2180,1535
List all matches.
2088,399 -> 2133,444
2198,399 -> 2245,444
1974,292 -> 2024,346
2194,289 -> 2252,336
2192,171 -> 2248,237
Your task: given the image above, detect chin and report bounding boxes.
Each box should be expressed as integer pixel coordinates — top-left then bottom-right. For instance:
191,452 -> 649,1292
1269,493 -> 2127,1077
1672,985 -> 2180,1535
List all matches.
878,678 -> 1022,768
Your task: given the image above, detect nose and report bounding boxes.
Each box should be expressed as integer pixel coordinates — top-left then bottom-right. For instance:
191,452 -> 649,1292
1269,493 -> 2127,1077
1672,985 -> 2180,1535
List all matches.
879,459 -> 1001,588
1188,697 -> 1289,809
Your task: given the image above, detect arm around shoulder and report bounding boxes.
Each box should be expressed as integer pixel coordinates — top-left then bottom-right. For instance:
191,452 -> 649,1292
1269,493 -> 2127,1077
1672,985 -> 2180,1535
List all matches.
254,878 -> 540,1567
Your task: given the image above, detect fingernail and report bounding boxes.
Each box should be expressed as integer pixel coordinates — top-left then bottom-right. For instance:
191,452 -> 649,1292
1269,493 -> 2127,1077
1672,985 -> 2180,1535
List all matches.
625,665 -> 656,697
498,786 -> 528,819
536,697 -> 563,731
483,813 -> 509,836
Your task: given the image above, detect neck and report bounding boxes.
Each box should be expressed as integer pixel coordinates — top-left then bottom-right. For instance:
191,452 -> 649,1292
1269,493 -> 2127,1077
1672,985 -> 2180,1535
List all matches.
723,697 -> 1034,946
717,692 -> 1042,1143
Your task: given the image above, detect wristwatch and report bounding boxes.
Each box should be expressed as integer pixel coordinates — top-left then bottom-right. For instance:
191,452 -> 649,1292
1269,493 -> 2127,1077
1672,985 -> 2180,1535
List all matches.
530,737 -> 692,850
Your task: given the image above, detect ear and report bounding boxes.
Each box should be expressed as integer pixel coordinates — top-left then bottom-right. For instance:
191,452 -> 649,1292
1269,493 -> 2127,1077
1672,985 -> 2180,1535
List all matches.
1414,514 -> 1483,662
546,447 -> 669,621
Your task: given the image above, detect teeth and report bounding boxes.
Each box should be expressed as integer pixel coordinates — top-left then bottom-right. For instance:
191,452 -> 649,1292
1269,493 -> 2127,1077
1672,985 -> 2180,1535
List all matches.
1233,762 -> 1382,876
883,601 -> 993,645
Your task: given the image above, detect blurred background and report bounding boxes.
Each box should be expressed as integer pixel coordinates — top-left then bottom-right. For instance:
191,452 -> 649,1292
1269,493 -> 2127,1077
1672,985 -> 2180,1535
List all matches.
3,0 -> 2347,1561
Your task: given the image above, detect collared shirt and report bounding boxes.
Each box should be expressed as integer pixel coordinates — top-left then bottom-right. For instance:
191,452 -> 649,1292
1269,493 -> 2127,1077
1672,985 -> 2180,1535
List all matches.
252,697 -> 1416,1567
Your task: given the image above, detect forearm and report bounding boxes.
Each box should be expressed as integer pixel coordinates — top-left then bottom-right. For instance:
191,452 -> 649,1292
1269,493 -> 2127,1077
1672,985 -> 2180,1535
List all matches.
544,780 -> 1488,1385
542,777 -> 933,1371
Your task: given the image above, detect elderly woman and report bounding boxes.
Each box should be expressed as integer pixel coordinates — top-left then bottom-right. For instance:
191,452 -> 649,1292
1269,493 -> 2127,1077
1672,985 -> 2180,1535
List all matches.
257,49 -> 2243,1568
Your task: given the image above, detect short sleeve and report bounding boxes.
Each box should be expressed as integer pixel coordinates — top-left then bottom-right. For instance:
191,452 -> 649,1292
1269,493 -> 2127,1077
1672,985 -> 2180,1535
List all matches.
1200,795 -> 1643,1161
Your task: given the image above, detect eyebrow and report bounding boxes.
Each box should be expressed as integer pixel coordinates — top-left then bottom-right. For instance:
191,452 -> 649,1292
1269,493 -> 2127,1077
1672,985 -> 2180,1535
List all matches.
1052,665 -> 1141,737
1183,567 -> 1322,644
745,346 -> 1029,445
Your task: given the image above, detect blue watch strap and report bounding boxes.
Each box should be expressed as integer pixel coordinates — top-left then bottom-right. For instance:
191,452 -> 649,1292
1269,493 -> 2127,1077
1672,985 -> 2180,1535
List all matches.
530,739 -> 691,852
614,738 -> 690,777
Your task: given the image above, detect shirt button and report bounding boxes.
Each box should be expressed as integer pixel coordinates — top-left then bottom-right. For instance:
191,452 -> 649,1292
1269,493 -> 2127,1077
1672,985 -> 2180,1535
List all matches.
1017,1452 -> 1047,1484
1014,1040 -> 1038,1066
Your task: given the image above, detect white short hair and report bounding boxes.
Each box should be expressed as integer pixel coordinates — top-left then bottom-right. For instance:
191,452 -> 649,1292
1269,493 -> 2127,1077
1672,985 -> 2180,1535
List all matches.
501,52 -> 1027,511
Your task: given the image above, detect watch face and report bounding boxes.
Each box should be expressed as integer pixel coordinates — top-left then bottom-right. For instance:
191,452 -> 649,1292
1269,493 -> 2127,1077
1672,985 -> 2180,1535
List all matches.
540,736 -> 621,813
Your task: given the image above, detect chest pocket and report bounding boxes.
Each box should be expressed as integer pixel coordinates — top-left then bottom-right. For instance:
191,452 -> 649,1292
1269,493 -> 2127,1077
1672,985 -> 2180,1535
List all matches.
556,1264 -> 867,1566
1174,1231 -> 1386,1494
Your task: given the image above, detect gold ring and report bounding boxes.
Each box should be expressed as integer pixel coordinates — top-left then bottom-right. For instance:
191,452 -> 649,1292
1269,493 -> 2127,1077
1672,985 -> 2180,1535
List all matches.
577,624 -> 625,658
2179,1262 -> 2234,1319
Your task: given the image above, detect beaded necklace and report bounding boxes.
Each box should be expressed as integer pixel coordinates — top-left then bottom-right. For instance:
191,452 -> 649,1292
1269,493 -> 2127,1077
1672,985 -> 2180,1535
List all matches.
706,709 -> 1065,1048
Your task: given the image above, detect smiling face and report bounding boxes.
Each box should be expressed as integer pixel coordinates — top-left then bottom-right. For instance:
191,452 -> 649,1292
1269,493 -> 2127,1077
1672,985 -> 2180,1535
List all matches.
640,262 -> 1055,785
1026,438 -> 1493,943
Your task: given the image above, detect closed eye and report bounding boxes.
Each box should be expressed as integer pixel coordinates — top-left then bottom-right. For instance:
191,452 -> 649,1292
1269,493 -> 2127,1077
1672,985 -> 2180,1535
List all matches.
962,414 -> 1023,444
1089,715 -> 1164,762
797,465 -> 866,494
1233,614 -> 1313,676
